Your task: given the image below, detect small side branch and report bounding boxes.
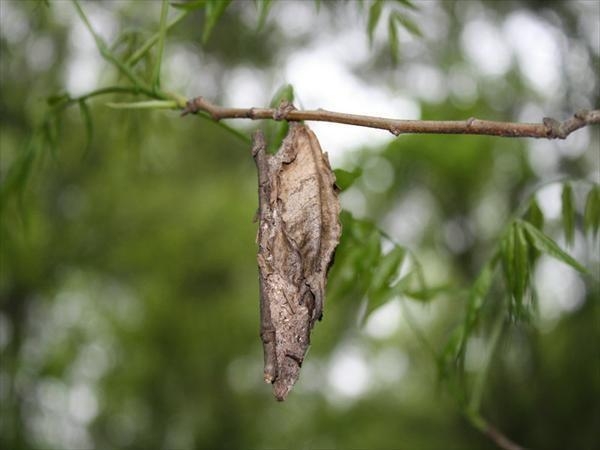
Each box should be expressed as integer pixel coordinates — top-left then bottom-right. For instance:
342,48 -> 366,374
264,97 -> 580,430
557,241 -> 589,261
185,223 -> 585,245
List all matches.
182,96 -> 600,140
467,412 -> 526,450
484,422 -> 526,450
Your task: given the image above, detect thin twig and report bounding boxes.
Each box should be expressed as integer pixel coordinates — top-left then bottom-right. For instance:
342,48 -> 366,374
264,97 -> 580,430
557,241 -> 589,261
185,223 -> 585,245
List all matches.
182,96 -> 600,140
71,0 -> 177,100
467,412 -> 526,450
469,310 -> 505,412
151,0 -> 169,90
485,423 -> 526,450
127,11 -> 189,67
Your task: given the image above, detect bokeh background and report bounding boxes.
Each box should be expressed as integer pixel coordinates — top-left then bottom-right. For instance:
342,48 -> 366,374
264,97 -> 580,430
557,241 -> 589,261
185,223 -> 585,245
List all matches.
1,1 -> 599,449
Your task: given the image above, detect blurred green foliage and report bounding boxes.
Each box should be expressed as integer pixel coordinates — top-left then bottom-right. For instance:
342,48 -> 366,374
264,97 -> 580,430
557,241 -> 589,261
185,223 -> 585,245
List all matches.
1,1 -> 598,450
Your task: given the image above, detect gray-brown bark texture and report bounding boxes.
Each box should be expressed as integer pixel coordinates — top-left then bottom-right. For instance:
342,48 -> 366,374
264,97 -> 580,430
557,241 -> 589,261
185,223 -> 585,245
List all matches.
252,123 -> 341,401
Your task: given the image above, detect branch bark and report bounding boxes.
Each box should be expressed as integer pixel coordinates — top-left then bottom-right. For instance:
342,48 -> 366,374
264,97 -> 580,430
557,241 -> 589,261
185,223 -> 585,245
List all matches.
182,96 -> 600,140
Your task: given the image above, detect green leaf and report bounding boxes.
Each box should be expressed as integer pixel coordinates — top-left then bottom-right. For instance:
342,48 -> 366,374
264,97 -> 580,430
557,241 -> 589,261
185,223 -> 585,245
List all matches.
513,222 -> 529,307
340,212 -> 382,273
387,14 -> 399,64
395,0 -> 419,10
127,10 -> 190,67
339,209 -> 354,229
327,244 -> 365,301
370,246 -> 405,292
269,84 -> 295,107
583,185 -> 600,236
256,0 -> 273,30
367,0 -> 384,46
333,168 -> 362,191
403,283 -> 455,302
500,223 -> 516,298
347,215 -> 376,242
47,93 -> 70,107
361,230 -> 382,274
464,261 -> 495,333
393,12 -> 422,37
500,221 -> 532,312
265,84 -> 295,154
527,198 -> 544,231
438,326 -> 464,380
43,116 -> 59,161
170,0 -> 206,11
526,199 -> 543,263
78,100 -> 94,157
202,0 -> 232,44
521,220 -> 588,274
561,183 -> 575,246
330,212 -> 386,312
0,137 -> 39,213
151,0 -> 169,90
456,260 -> 496,364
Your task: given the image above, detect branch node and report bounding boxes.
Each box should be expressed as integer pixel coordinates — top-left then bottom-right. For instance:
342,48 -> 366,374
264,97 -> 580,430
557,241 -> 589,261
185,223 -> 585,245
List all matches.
389,126 -> 401,136
273,100 -> 296,121
251,129 -> 266,157
543,117 -> 564,139
588,110 -> 600,123
466,117 -> 476,127
181,96 -> 203,117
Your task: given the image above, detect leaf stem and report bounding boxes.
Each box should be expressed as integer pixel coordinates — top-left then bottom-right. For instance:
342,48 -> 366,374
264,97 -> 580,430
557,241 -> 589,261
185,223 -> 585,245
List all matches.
465,411 -> 525,450
152,0 -> 169,91
127,11 -> 188,67
106,100 -> 179,109
468,309 -> 505,412
71,0 -> 155,96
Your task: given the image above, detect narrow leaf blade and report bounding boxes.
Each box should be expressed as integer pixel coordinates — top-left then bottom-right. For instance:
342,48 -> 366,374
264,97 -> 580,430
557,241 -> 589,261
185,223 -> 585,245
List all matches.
561,183 -> 575,246
395,0 -> 419,10
501,223 -> 516,300
202,0 -> 232,43
269,84 -> 295,107
513,222 -> 529,308
394,13 -> 422,37
367,0 -> 383,46
527,198 -> 545,231
465,262 -> 495,332
78,100 -> 94,157
584,185 -> 600,236
171,0 -> 206,11
47,93 -> 70,107
387,14 -> 399,64
333,168 -> 362,191
370,246 -> 405,292
257,0 -> 273,30
522,220 -> 588,274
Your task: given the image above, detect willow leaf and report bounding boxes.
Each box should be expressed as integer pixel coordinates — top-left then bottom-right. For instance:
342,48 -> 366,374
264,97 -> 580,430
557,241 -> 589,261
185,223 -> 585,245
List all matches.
561,183 -> 575,246
521,220 -> 587,274
367,0 -> 383,46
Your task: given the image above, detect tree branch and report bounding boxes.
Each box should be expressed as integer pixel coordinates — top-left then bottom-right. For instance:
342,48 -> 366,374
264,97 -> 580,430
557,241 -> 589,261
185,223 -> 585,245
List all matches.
182,96 -> 600,140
